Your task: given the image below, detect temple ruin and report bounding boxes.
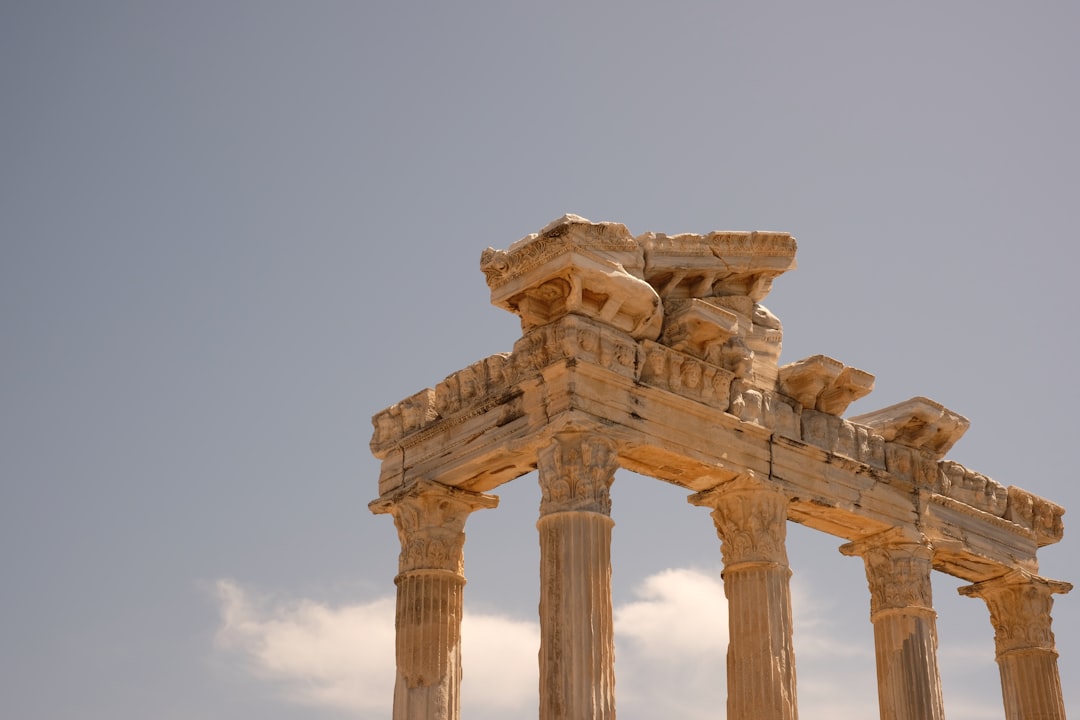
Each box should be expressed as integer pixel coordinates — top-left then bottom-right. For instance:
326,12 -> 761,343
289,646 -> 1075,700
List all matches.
368,214 -> 1070,720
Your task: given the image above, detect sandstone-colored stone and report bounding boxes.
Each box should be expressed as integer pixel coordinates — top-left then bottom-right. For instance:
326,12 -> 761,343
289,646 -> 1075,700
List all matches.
369,216 -> 1070,720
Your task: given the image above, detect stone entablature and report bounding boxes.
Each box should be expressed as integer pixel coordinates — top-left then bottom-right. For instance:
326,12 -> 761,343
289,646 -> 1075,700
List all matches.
369,215 -> 1070,720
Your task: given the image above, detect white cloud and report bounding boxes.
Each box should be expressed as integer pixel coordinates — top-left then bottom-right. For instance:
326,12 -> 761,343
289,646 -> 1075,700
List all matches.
613,568 -> 728,719
214,580 -> 538,719
214,569 -> 998,720
215,579 -> 396,714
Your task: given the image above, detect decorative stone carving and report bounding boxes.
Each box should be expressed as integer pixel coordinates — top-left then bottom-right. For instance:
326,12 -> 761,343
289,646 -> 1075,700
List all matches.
1005,487 -> 1065,546
937,460 -> 1009,517
638,230 -> 797,301
639,340 -> 733,411
481,215 -> 663,340
689,475 -> 789,568
958,570 -> 1072,656
508,313 -> 641,382
369,479 -> 499,575
841,529 -> 935,616
537,433 -> 618,515
778,355 -> 875,415
711,294 -> 784,388
371,388 -> 439,458
850,397 -> 969,459
658,298 -> 739,363
959,571 -> 1072,720
434,354 -> 511,418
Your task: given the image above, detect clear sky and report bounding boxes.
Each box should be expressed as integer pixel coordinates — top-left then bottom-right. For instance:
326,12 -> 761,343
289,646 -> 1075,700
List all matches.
2,2 -> 1077,718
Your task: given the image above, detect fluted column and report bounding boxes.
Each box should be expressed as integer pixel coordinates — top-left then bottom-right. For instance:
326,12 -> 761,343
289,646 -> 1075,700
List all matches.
689,475 -> 798,720
840,530 -> 944,720
536,432 -> 619,720
959,570 -> 1072,720
369,479 -> 498,720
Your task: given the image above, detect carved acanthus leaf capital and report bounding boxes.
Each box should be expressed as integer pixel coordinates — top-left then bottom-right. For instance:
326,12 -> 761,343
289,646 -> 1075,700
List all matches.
689,475 -> 789,567
369,479 -> 498,574
959,570 -> 1072,656
537,433 -> 619,515
840,529 -> 934,617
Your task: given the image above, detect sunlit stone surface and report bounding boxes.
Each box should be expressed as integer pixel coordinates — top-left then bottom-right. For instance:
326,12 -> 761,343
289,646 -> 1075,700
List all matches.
370,215 -> 1070,720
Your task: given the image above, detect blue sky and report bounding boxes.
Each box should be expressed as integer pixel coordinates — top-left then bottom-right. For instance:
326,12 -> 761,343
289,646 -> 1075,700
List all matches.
2,3 -> 1077,718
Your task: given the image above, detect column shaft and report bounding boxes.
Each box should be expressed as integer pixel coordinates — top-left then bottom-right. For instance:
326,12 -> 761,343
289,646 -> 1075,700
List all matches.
959,571 -> 1072,720
370,480 -> 498,720
690,476 -> 798,720
537,433 -> 618,720
841,531 -> 944,720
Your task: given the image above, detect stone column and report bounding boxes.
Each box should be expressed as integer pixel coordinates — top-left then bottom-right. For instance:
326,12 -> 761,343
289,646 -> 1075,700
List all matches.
959,570 -> 1072,720
370,479 -> 498,720
689,475 -> 798,720
840,530 -> 944,720
536,433 -> 619,720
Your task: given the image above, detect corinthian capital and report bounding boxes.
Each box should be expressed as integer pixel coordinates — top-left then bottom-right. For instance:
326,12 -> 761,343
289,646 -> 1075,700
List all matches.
537,433 -> 619,515
841,529 -> 934,617
959,570 -> 1072,657
369,479 -> 498,574
689,475 -> 790,567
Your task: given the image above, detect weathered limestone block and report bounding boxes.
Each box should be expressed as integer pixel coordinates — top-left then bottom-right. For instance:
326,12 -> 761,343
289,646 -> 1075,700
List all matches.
369,480 -> 498,720
850,396 -> 969,459
938,460 -> 1009,517
959,571 -> 1073,720
640,340 -> 733,411
779,355 -> 875,416
638,230 -> 797,301
1005,487 -> 1065,546
508,314 -> 641,382
481,215 -> 663,340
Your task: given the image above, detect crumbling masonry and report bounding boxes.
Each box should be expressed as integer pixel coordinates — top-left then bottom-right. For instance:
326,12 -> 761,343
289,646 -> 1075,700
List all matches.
369,215 -> 1070,720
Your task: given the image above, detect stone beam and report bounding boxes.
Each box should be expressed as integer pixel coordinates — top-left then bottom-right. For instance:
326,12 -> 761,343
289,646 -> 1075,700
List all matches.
372,337 -> 1050,582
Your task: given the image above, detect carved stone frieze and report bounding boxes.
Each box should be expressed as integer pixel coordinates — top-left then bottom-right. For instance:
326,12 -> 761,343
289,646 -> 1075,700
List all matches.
850,397 -> 969,459
640,340 -> 733,411
481,215 -> 662,340
689,475 -> 789,568
371,388 -> 439,458
1005,487 -> 1065,546
959,571 -> 1072,656
882,442 -> 939,488
369,479 -> 498,574
434,354 -> 511,418
938,461 -> 1008,517
537,433 -> 619,515
508,313 -> 641,382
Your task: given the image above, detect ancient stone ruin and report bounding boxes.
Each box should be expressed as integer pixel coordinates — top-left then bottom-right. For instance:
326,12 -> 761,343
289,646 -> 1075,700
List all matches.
369,215 -> 1070,720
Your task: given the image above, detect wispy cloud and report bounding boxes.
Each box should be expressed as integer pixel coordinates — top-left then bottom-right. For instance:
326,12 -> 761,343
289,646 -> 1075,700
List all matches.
214,568 -> 999,720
